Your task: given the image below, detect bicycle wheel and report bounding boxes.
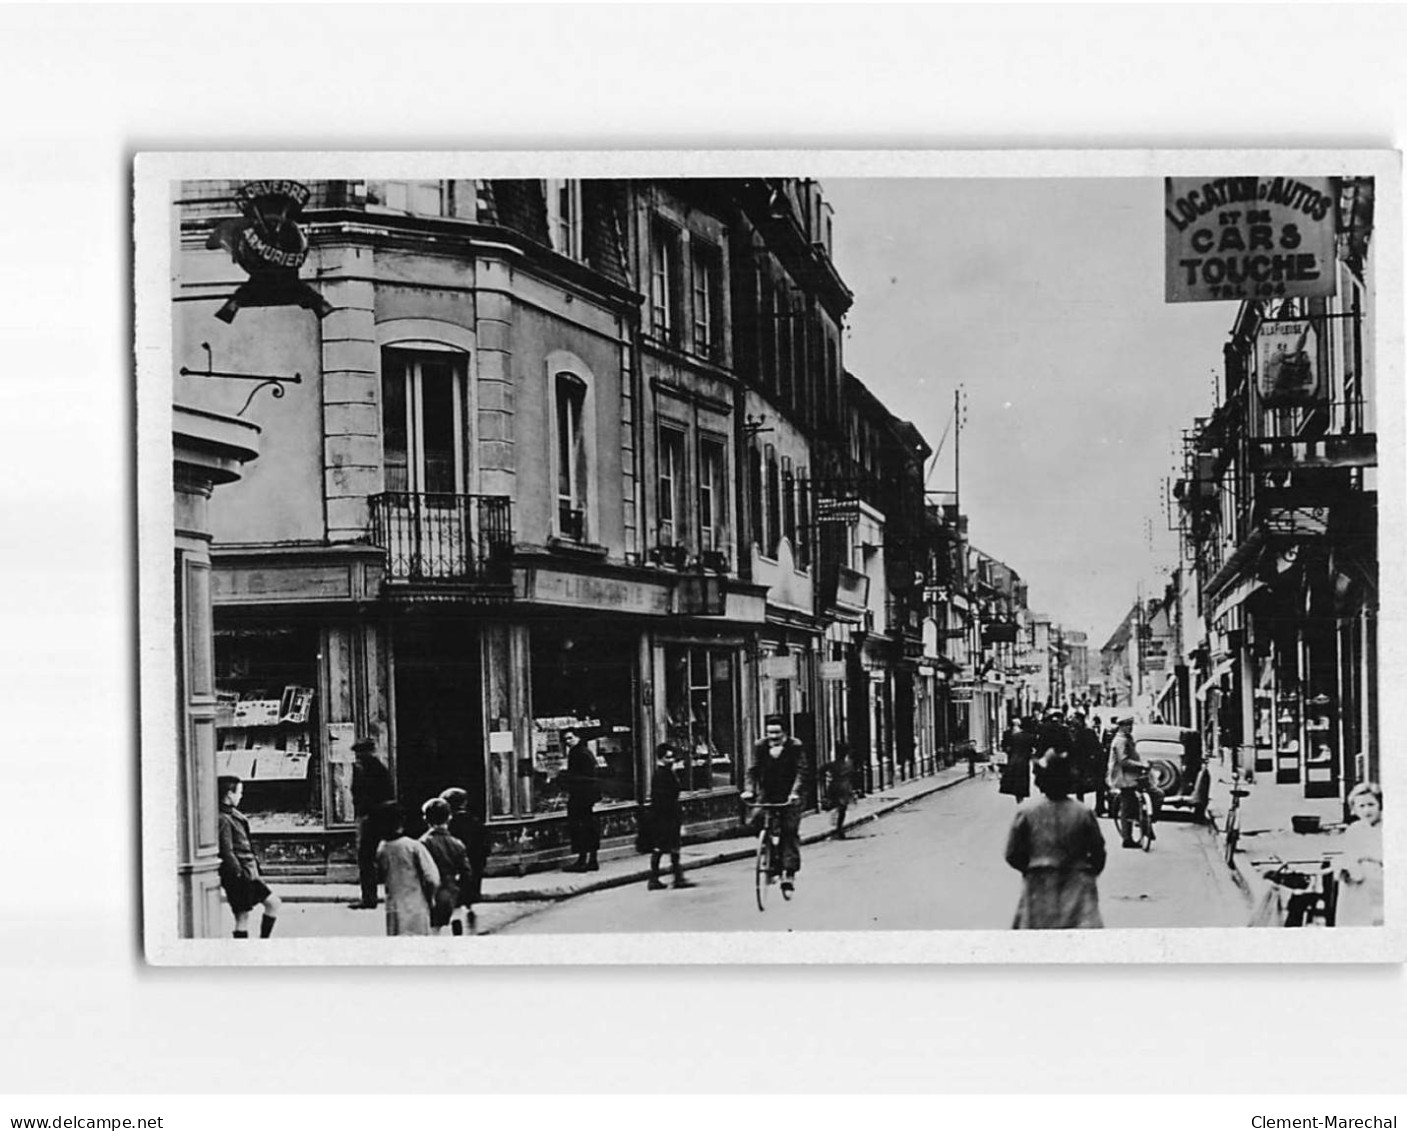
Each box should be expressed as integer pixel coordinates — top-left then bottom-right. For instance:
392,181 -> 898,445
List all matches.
1139,794 -> 1154,851
754,829 -> 769,912
1223,810 -> 1240,866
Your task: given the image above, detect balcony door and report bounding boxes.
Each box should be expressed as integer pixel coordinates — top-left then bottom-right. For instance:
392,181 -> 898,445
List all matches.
381,348 -> 469,577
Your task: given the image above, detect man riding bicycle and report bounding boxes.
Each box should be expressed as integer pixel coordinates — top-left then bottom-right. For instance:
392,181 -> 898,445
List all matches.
1106,714 -> 1151,848
742,715 -> 810,895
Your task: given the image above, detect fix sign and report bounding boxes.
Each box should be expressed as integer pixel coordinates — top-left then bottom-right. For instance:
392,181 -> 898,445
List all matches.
1165,176 -> 1337,303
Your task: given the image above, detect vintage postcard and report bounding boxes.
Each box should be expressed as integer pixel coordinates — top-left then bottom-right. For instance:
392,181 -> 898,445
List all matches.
135,150 -> 1403,964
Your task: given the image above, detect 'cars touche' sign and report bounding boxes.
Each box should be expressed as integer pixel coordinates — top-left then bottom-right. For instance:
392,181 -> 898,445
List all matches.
1164,176 -> 1337,303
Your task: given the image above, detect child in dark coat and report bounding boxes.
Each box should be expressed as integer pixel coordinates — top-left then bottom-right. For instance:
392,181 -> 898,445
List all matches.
645,744 -> 694,891
217,775 -> 282,938
440,787 -> 490,931
419,798 -> 471,937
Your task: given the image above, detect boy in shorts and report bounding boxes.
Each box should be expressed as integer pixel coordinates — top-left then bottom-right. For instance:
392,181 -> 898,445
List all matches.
217,775 -> 281,938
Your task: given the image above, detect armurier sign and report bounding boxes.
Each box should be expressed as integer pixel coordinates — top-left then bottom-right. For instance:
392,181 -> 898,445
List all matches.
1164,176 -> 1338,303
206,180 -> 333,322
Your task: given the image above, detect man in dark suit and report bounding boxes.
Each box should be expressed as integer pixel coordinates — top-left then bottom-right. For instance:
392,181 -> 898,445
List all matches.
348,738 -> 395,909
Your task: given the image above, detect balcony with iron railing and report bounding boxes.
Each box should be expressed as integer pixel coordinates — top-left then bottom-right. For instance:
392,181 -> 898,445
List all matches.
369,492 -> 513,585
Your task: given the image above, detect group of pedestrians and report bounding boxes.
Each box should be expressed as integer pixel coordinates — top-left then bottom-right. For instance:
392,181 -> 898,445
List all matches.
997,706 -> 1141,930
346,739 -> 489,937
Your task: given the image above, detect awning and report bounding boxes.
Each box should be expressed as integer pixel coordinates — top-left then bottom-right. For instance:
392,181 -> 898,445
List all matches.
1211,574 -> 1265,624
1195,656 -> 1236,701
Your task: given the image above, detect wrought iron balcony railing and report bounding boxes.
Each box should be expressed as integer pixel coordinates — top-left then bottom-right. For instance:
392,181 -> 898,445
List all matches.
369,492 -> 513,582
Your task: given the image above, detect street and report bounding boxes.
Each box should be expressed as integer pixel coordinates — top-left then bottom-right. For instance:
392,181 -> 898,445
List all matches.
500,777 -> 1248,934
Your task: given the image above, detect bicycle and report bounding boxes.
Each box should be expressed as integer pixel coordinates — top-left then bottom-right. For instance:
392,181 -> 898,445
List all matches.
1222,770 -> 1250,867
1259,854 -> 1339,926
748,800 -> 796,911
1128,765 -> 1157,852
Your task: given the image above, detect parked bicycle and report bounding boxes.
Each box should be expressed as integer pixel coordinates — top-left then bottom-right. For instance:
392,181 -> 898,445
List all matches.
1259,854 -> 1340,926
751,801 -> 796,911
1222,770 -> 1251,867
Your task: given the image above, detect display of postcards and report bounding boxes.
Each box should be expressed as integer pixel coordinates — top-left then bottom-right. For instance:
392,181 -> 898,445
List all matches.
279,685 -> 314,724
214,691 -> 239,729
251,748 -> 312,781
217,748 -> 257,779
232,698 -> 282,727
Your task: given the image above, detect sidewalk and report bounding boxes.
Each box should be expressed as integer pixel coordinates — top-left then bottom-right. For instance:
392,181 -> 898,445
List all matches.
1202,757 -> 1346,915
280,762 -> 978,906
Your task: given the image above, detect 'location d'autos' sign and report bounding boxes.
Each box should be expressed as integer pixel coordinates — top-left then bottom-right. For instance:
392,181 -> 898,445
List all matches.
1165,176 -> 1337,303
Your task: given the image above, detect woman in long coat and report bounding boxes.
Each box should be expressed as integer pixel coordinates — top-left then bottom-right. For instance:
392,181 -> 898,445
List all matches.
1005,756 -> 1107,929
376,808 -> 441,937
999,717 -> 1037,803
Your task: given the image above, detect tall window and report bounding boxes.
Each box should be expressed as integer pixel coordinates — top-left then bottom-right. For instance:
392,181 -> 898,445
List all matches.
555,373 -> 589,541
758,274 -> 775,390
826,338 -> 839,424
765,447 -> 781,558
651,219 -> 682,344
796,470 -> 811,569
544,179 -> 581,259
776,285 -> 793,407
690,241 -> 722,358
782,457 -> 797,549
748,446 -> 764,551
381,349 -> 467,495
657,426 -> 687,548
369,180 -> 450,216
699,438 -> 727,554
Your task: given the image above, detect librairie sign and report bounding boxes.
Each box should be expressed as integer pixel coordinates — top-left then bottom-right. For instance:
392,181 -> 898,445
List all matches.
1165,176 -> 1337,303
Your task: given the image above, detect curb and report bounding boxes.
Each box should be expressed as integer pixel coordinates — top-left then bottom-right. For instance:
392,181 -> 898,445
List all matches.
284,771 -> 978,906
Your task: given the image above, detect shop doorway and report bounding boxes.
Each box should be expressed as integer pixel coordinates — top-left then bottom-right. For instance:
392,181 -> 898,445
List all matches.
393,618 -> 485,829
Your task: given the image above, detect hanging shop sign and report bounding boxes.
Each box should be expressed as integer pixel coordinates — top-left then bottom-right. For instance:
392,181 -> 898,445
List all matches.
1263,504 -> 1331,539
206,179 -> 333,322
1256,319 -> 1323,407
1165,176 -> 1337,303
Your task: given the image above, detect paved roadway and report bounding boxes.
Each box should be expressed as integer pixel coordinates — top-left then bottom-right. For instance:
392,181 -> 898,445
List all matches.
500,775 -> 1249,934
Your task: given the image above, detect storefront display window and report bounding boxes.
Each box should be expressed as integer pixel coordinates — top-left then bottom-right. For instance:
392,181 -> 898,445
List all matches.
529,626 -> 637,812
214,626 -> 323,831
664,645 -> 739,792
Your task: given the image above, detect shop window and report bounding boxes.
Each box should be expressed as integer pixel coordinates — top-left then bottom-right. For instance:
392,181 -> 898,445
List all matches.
214,626 -> 328,831
554,372 -> 590,541
699,437 -> 727,555
657,425 -> 687,549
665,645 -> 739,792
544,178 -> 581,260
690,239 -> 723,358
528,626 -> 637,813
650,218 -> 683,345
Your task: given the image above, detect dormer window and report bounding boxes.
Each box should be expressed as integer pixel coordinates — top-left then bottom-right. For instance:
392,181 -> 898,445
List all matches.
545,179 -> 581,260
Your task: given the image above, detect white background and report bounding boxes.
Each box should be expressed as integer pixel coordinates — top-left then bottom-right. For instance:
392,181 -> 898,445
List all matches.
2,2 -> 1406,1095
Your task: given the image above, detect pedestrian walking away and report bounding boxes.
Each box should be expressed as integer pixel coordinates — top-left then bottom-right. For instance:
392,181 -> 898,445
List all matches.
217,775 -> 281,938
348,737 -> 396,909
440,787 -> 490,930
822,743 -> 857,838
743,715 -> 811,895
376,807 -> 441,937
419,797 -> 471,936
1068,711 -> 1104,805
1334,781 -> 1384,927
559,728 -> 601,872
1005,756 -> 1107,929
643,743 -> 695,891
999,716 -> 1037,803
